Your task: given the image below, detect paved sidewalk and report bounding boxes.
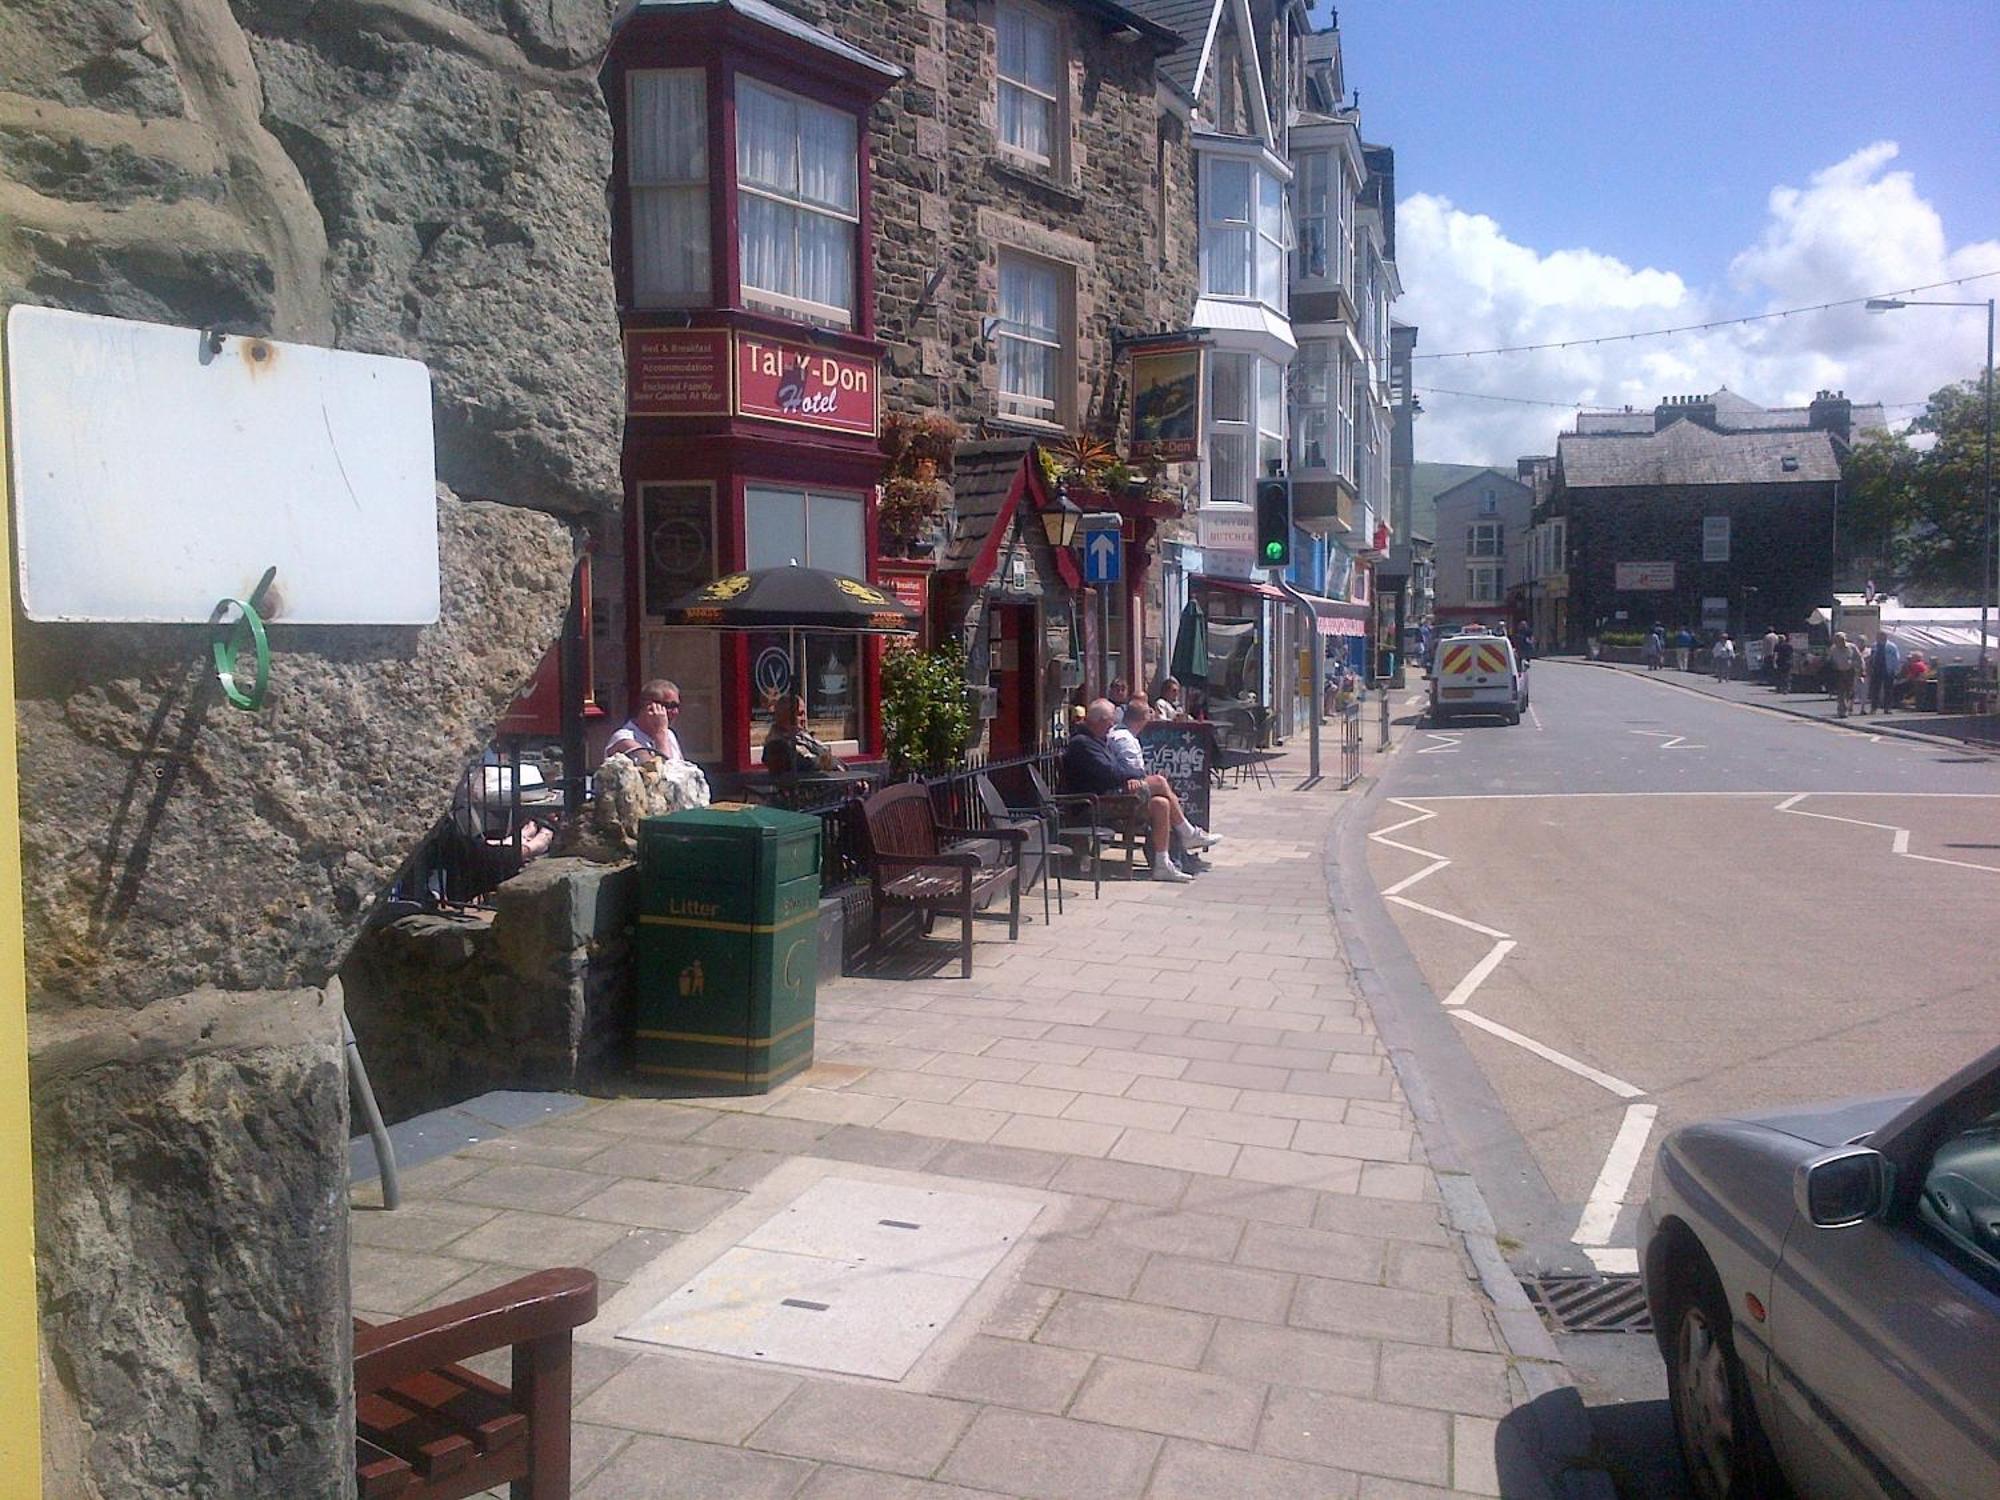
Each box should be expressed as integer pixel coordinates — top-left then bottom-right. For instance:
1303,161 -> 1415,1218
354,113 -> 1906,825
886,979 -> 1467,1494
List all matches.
1582,656 -> 2000,750
351,736 -> 1586,1499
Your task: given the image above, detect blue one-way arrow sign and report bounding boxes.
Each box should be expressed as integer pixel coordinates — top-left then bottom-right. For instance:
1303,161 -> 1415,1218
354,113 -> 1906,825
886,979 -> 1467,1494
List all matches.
1083,525 -> 1121,584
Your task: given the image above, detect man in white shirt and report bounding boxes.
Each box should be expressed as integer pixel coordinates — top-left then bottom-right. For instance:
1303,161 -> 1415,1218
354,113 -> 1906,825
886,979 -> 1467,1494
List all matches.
605,679 -> 686,762
1107,700 -> 1219,854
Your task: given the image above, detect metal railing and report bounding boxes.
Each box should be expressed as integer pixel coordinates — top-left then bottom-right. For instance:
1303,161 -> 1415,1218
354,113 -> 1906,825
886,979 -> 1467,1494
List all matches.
1340,705 -> 1363,788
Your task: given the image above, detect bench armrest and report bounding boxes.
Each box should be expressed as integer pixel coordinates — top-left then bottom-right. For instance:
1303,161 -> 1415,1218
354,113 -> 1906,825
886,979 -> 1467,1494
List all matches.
874,849 -> 983,871
940,824 -> 1027,846
354,1268 -> 598,1392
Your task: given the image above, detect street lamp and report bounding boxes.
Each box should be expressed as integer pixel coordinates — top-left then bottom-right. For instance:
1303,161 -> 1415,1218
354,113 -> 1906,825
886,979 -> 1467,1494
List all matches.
1865,295 -> 1996,672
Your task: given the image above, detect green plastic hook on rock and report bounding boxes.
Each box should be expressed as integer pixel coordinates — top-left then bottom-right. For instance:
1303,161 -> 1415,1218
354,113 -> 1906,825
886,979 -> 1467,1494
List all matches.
210,594 -> 271,711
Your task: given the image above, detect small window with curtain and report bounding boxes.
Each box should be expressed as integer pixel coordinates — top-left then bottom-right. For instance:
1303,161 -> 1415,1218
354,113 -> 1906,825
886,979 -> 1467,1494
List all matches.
1202,159 -> 1252,298
997,2 -> 1062,169
736,76 -> 858,327
628,69 -> 710,306
997,252 -> 1069,426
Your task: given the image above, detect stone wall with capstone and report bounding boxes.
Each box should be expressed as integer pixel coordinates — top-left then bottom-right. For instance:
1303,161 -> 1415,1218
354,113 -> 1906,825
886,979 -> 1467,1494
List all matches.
0,0 -> 624,1493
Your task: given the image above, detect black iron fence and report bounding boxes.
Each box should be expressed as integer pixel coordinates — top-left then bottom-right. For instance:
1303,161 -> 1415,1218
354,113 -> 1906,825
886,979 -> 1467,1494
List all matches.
1340,705 -> 1362,788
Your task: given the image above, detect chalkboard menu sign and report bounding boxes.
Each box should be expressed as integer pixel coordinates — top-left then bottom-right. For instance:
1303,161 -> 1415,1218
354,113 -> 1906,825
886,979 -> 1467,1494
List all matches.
1139,722 -> 1213,832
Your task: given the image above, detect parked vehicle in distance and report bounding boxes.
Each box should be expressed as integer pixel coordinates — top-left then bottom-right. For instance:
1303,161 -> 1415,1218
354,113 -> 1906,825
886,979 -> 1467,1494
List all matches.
1639,1043 -> 2000,1499
1429,629 -> 1527,725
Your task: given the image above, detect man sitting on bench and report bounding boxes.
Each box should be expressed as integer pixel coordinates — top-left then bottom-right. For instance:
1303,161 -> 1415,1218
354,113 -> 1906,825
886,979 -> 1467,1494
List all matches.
1064,700 -> 1208,883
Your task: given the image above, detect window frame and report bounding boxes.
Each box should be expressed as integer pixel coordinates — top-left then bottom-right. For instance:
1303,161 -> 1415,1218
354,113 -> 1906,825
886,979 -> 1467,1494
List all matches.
1468,521 -> 1503,560
1201,156 -> 1290,312
1205,351 -> 1255,509
627,67 -> 712,309
734,74 -> 861,330
996,0 -> 1065,173
1467,564 -> 1501,605
995,250 -> 1073,429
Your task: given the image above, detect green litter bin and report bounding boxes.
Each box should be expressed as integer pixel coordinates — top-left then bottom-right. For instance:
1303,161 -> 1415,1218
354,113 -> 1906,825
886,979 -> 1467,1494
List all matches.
635,805 -> 821,1092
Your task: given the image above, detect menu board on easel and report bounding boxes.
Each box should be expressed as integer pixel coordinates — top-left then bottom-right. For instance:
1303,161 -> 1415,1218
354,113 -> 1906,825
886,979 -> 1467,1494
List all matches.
1139,721 -> 1212,832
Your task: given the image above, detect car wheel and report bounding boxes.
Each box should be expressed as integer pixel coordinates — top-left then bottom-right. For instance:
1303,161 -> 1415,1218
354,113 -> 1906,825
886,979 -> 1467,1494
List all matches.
1506,709 -> 1522,725
1663,1257 -> 1780,1500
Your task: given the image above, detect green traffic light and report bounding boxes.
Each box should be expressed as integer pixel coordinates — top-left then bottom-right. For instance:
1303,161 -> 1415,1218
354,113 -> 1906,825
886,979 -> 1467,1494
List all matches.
1264,542 -> 1285,560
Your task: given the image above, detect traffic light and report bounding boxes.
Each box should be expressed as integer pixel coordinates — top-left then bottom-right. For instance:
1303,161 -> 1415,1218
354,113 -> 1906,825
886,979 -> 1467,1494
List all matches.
1255,476 -> 1293,569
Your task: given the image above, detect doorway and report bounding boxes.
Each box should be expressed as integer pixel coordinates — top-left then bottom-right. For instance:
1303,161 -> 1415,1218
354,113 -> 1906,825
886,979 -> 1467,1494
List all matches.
987,603 -> 1040,757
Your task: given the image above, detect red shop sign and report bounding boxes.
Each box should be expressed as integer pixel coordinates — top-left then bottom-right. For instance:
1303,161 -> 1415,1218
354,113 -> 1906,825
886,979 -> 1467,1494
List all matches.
626,328 -> 731,416
735,332 -> 878,436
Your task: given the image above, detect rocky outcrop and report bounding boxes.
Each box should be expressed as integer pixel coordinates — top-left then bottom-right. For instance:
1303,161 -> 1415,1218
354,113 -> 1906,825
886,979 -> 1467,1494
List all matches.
3,3 -> 623,1494
30,984 -> 351,1500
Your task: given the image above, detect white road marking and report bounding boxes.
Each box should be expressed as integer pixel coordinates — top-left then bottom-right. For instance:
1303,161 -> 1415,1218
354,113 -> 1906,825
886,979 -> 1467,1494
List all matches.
1417,733 -> 1462,755
1442,939 -> 1517,1007
1584,1247 -> 1640,1275
1452,1010 -> 1646,1099
1778,795 -> 2000,874
1381,859 -> 1450,897
1387,895 -> 1511,940
1627,729 -> 1706,750
1575,1103 -> 1660,1246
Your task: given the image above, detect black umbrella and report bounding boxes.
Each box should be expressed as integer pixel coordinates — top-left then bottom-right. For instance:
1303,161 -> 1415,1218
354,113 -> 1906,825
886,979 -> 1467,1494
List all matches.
656,564 -> 919,634
1170,597 -> 1210,683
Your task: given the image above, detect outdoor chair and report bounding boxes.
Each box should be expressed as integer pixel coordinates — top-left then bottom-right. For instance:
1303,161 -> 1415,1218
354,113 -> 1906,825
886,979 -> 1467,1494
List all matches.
975,772 -> 1065,925
354,1266 -> 598,1500
1030,764 -> 1147,898
857,782 -> 1021,978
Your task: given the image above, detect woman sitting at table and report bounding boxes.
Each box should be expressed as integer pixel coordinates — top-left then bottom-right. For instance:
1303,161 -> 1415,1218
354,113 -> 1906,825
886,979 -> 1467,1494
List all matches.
762,693 -> 836,780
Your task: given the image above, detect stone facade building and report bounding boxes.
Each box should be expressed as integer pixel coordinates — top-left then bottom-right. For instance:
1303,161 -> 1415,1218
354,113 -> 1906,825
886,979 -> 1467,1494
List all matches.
1543,388 -> 1884,648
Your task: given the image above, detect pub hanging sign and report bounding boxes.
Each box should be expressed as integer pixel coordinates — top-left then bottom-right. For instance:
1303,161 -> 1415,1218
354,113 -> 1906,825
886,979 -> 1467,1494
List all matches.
735,331 -> 878,436
1129,344 -> 1203,463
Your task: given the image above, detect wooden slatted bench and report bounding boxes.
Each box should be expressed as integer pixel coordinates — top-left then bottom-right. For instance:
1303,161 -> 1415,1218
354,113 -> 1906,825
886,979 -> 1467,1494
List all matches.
354,1266 -> 598,1500
859,782 -> 1021,978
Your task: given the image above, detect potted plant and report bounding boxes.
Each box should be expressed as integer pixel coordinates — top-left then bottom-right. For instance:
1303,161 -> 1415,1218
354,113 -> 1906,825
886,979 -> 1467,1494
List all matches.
881,639 -> 975,772
879,411 -> 963,556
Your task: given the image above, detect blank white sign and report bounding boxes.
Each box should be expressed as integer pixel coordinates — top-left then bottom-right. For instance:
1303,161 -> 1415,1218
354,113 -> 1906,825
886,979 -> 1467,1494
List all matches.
4,305 -> 440,624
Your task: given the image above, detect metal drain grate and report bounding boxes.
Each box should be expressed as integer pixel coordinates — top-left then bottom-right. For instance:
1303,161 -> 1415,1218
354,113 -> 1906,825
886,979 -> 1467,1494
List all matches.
1521,1274 -> 1652,1334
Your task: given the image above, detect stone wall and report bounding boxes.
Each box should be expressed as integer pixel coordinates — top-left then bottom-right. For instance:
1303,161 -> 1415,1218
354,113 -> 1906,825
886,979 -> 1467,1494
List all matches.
1,1 -> 624,1492
798,0 -> 1196,434
341,857 -> 640,1124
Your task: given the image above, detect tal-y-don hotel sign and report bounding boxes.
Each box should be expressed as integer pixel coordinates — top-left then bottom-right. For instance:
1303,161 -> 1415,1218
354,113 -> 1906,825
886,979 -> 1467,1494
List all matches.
625,327 -> 879,437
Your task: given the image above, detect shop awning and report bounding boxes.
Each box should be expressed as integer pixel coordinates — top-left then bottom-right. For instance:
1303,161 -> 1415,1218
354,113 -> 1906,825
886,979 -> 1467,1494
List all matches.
1195,576 -> 1287,602
1310,596 -> 1370,637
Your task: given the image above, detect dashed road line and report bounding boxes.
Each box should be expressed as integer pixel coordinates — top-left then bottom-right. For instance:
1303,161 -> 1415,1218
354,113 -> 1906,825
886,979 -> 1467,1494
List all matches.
1386,895 -> 1510,940
1416,732 -> 1462,755
1627,729 -> 1706,750
1576,1103 -> 1660,1247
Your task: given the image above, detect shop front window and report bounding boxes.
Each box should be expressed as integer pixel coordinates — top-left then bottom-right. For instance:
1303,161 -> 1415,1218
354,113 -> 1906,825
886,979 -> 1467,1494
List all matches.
736,77 -> 858,327
628,69 -> 710,306
747,631 -> 860,747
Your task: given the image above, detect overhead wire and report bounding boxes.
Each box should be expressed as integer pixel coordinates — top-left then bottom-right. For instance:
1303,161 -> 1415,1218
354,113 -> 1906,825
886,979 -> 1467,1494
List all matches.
1408,268 -> 2000,361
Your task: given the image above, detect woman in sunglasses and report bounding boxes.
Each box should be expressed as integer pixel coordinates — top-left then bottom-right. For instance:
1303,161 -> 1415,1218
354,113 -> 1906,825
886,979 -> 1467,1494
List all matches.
606,679 -> 686,763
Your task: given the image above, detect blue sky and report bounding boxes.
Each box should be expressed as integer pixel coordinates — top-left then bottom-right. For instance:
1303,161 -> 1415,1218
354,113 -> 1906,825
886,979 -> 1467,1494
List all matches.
1324,1 -> 2000,462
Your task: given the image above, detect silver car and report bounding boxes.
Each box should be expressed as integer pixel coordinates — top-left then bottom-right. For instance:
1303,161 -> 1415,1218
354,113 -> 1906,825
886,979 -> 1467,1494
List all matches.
1639,1043 -> 2000,1499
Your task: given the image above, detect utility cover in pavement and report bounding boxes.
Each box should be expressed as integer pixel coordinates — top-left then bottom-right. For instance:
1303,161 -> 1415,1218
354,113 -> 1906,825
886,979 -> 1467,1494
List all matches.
621,1178 -> 1042,1378
1521,1274 -> 1652,1334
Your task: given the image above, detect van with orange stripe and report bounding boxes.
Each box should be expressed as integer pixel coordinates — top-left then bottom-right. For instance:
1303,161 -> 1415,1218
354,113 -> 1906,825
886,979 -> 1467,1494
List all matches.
1429,628 -> 1527,725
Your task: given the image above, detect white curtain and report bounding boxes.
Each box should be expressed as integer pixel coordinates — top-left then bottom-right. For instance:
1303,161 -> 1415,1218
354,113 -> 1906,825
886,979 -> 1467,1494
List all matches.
1000,258 -> 1058,412
1209,352 -> 1250,423
998,6 -> 1057,158
798,105 -> 857,213
738,78 -> 855,319
737,80 -> 796,195
629,70 -> 709,303
1205,161 -> 1251,297
739,194 -> 792,300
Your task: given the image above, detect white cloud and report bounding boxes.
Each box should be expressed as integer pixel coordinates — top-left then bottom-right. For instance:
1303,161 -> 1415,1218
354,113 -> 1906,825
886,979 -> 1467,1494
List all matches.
1396,143 -> 2000,464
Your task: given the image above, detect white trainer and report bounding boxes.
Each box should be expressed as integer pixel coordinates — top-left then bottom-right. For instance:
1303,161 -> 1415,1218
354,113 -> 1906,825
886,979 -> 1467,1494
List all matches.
1182,827 -> 1222,851
1152,857 -> 1193,883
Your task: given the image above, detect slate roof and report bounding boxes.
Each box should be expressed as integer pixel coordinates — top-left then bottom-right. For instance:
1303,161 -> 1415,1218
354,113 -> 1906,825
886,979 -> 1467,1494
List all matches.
1558,422 -> 1841,488
941,439 -> 1035,572
1123,0 -> 1215,96
1573,387 -> 1888,439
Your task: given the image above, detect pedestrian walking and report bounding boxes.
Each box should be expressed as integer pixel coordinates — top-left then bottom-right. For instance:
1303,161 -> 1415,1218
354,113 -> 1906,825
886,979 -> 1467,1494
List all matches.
1773,635 -> 1794,692
1711,635 -> 1735,682
1866,632 -> 1900,715
1762,628 -> 1782,685
1643,626 -> 1665,671
1826,631 -> 1861,717
1673,627 -> 1694,672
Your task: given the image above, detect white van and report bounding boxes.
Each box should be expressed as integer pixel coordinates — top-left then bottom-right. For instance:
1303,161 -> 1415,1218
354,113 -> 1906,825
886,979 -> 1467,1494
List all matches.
1430,631 -> 1527,725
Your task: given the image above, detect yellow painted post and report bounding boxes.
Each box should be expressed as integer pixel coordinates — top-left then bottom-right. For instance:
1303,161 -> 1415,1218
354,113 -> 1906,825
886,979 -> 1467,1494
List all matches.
0,326 -> 46,1494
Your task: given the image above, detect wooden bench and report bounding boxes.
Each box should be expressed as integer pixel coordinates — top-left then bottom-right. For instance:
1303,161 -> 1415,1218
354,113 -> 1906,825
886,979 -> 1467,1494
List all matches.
859,782 -> 1021,978
355,1267 -> 598,1500
1030,765 -> 1148,896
